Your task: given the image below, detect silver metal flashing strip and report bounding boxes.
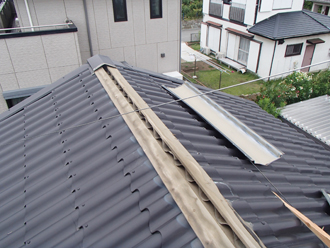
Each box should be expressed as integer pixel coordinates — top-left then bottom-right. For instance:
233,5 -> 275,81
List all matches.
87,55 -> 116,72
165,82 -> 284,165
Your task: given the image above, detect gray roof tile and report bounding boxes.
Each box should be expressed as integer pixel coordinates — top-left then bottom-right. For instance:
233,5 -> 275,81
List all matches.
1,55 -> 330,247
0,63 -> 201,248
249,10 -> 330,39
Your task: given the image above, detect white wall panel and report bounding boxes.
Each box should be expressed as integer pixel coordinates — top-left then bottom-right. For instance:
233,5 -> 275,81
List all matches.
6,36 -> 48,72
0,40 -> 14,75
200,23 -> 208,48
0,74 -> 19,91
247,41 -> 260,73
158,41 -> 178,73
273,0 -> 293,9
226,33 -> 236,60
16,69 -> 51,88
260,0 -> 273,12
208,27 -> 220,52
136,44 -> 158,72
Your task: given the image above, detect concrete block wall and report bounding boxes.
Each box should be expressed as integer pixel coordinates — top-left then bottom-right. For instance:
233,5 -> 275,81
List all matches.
13,0 -> 180,73
0,31 -> 82,113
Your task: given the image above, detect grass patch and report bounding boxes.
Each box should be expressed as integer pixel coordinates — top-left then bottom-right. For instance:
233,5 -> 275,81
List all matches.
195,69 -> 261,96
189,43 -> 200,51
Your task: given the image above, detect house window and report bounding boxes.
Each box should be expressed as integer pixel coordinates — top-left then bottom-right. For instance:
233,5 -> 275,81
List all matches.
285,43 -> 303,57
113,0 -> 127,22
238,37 -> 250,65
150,0 -> 162,19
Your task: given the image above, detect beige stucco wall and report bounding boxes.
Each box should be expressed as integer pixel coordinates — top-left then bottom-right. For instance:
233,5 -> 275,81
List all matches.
0,31 -> 82,113
13,0 -> 180,73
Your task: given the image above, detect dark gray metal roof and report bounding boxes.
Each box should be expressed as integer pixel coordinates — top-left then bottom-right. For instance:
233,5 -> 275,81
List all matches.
1,55 -> 330,247
248,10 -> 330,40
0,60 -> 201,248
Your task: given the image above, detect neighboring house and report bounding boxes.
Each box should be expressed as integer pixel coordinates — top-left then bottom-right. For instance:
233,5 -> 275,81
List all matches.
12,0 -> 180,73
200,0 -> 330,78
310,0 -> 330,16
0,0 -> 180,113
0,54 -> 330,247
248,10 -> 330,77
280,95 -> 330,147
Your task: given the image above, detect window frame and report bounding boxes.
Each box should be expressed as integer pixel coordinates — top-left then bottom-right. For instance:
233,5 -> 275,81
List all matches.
112,0 -> 128,22
150,0 -> 162,19
237,36 -> 250,65
285,43 -> 303,57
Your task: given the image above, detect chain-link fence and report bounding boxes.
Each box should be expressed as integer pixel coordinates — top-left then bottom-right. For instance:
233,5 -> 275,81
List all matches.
190,33 -> 200,42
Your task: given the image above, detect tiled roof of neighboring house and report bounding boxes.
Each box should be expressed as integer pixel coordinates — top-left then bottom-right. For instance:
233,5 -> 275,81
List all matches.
1,55 -> 330,247
280,95 -> 330,147
248,10 -> 330,40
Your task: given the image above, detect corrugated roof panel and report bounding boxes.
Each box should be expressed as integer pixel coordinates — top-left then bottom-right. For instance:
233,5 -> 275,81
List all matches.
116,64 -> 330,247
1,55 -> 330,247
281,95 -> 330,146
0,63 -> 200,248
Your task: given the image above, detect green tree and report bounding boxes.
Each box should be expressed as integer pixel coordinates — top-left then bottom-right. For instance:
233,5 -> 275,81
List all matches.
257,70 -> 330,117
303,1 -> 313,10
182,0 -> 203,19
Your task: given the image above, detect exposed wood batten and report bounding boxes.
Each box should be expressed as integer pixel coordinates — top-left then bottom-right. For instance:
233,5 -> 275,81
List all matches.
95,66 -> 265,248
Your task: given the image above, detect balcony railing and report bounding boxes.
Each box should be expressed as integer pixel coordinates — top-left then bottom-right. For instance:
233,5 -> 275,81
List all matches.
209,2 -> 224,18
229,3 -> 245,23
0,21 -> 77,38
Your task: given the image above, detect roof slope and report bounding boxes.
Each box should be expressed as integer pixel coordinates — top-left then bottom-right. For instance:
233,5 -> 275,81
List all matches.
1,55 -> 330,247
280,95 -> 330,147
0,63 -> 200,247
248,10 -> 330,40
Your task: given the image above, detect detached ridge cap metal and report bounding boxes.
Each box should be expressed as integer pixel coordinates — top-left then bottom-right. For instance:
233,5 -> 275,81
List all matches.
95,66 -> 265,248
165,82 -> 284,165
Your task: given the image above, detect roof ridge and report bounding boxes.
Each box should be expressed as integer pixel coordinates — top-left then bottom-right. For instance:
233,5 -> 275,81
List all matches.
95,66 -> 266,248
303,9 -> 330,31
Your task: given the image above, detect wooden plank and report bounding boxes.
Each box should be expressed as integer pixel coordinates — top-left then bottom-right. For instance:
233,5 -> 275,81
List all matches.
95,67 -> 236,248
106,67 -> 265,248
274,192 -> 330,247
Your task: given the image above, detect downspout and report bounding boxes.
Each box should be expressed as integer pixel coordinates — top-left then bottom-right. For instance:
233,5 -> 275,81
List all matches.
83,0 -> 93,57
24,0 -> 34,31
254,0 -> 260,24
179,0 -> 182,72
269,40 -> 277,79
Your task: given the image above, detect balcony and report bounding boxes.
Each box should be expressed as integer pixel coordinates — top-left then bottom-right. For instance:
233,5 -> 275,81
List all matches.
209,2 -> 224,19
229,3 -> 245,23
0,21 -> 82,110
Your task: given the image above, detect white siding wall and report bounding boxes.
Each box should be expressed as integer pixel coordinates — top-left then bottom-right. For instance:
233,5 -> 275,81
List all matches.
255,34 -> 330,79
247,41 -> 260,73
244,0 -> 256,26
203,0 -> 210,14
200,23 -> 208,48
269,34 -> 330,77
222,3 -> 230,19
208,26 -> 221,52
202,15 -> 248,54
13,0 -> 180,73
257,0 -> 304,22
255,36 -> 275,78
0,32 -> 82,113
